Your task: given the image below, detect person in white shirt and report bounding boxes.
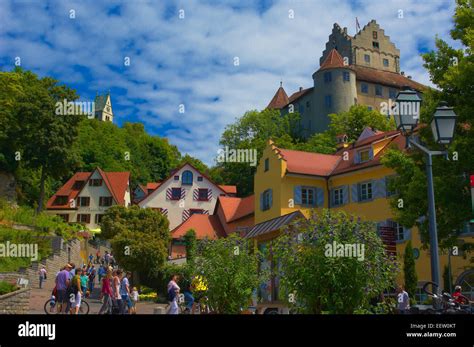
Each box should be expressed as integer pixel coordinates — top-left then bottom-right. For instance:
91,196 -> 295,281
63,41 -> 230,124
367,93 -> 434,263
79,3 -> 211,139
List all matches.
397,284 -> 410,314
167,275 -> 180,314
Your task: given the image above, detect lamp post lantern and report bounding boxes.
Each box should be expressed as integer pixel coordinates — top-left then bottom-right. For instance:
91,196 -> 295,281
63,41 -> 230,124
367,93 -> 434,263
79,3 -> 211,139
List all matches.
393,88 -> 457,294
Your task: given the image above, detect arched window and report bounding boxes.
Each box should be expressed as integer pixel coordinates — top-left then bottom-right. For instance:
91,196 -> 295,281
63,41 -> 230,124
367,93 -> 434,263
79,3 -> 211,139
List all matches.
182,170 -> 193,185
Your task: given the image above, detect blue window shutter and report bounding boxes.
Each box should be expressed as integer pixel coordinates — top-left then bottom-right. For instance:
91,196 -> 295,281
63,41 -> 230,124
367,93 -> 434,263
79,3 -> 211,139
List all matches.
316,188 -> 324,207
294,186 -> 302,204
369,147 -> 374,160
354,152 -> 360,164
269,189 -> 273,209
329,189 -> 333,207
260,193 -> 264,211
374,178 -> 386,198
343,185 -> 349,205
351,184 -> 359,202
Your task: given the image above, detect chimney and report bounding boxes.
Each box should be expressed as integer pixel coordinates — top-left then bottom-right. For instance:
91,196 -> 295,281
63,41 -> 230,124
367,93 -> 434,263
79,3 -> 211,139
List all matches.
407,75 -> 412,80
299,87 -> 303,92
401,71 -> 405,76
343,27 -> 347,34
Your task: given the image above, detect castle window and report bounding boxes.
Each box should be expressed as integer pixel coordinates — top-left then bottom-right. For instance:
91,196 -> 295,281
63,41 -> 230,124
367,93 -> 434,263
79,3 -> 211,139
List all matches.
264,158 -> 269,172
389,89 -> 397,99
306,101 -> 310,108
373,31 -> 378,39
375,85 -> 383,97
324,72 -> 332,83
383,58 -> 389,67
325,95 -> 332,108
361,83 -> 369,94
171,188 -> 182,200
364,54 -> 370,64
182,170 -> 193,185
343,71 -> 350,82
372,41 -> 379,49
262,189 -> 272,211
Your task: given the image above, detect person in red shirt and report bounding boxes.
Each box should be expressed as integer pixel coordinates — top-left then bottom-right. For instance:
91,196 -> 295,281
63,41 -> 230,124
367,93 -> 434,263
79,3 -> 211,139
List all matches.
452,285 -> 469,305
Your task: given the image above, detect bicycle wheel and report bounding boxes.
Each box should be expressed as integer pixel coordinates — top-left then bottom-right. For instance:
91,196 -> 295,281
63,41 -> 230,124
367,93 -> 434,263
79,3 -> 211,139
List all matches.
44,299 -> 58,315
78,300 -> 90,315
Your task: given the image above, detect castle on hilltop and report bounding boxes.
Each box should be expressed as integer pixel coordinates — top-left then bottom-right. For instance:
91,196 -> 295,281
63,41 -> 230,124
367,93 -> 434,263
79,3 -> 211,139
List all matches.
94,91 -> 114,122
267,20 -> 426,138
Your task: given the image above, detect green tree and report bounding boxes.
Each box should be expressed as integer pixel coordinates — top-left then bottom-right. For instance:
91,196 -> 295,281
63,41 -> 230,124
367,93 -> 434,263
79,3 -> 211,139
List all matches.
184,229 -> 197,264
194,234 -> 264,314
381,0 -> 474,251
100,206 -> 170,283
273,209 -> 398,314
0,69 -> 82,212
403,240 -> 418,299
328,104 -> 395,143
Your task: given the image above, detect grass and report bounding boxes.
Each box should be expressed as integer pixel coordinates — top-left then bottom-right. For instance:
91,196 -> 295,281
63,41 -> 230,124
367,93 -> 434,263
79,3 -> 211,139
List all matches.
0,226 -> 52,272
0,199 -> 82,240
0,280 -> 19,295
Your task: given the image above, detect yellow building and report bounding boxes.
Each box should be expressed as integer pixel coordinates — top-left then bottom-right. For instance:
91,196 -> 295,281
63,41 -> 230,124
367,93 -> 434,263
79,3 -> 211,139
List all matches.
251,129 -> 474,303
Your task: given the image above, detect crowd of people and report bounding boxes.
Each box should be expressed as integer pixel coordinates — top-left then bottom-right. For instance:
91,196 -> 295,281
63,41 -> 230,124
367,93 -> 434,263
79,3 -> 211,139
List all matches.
44,250 -> 138,314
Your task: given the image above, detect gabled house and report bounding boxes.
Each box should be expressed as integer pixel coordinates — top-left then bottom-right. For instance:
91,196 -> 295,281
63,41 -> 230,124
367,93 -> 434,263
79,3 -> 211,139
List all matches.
46,168 -> 131,230
169,195 -> 254,259
137,163 -> 237,230
253,131 -> 474,300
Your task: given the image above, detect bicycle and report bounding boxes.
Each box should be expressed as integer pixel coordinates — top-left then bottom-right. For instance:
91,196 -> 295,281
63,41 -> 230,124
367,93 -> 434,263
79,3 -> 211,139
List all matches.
410,281 -> 472,314
44,297 -> 90,315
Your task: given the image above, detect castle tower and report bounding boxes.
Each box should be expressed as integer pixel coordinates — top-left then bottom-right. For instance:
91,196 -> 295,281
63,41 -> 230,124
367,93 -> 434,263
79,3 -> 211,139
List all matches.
266,82 -> 289,110
311,49 -> 357,132
94,92 -> 114,122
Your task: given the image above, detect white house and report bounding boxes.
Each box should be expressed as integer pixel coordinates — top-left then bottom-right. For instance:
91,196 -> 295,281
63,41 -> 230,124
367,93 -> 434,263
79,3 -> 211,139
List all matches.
137,163 -> 236,230
46,168 -> 131,230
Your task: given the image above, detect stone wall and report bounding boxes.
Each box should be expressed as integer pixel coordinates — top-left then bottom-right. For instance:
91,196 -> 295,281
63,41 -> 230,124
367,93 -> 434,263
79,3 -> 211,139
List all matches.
0,171 -> 16,202
0,288 -> 30,314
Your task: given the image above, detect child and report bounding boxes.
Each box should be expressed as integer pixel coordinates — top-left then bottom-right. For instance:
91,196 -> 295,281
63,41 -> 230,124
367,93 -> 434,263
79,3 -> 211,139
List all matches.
131,287 -> 139,314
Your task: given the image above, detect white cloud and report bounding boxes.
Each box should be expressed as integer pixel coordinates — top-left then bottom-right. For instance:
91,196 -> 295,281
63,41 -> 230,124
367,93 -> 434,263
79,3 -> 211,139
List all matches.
0,0 -> 460,165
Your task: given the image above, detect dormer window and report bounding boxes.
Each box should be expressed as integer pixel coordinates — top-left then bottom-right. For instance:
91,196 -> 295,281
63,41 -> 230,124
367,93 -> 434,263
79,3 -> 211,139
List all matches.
73,181 -> 84,190
358,149 -> 372,163
182,170 -> 193,185
53,196 -> 68,206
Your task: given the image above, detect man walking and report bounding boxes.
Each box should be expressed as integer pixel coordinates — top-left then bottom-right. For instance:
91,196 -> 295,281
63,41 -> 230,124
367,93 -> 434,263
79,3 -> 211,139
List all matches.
55,264 -> 71,313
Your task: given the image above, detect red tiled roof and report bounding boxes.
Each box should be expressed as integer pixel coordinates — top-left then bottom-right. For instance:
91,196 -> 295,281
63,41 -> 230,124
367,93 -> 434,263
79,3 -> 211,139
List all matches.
267,86 -> 289,109
353,65 -> 427,91
278,148 -> 341,177
288,87 -> 314,104
218,185 -> 237,195
46,169 -> 130,209
146,182 -> 161,191
171,214 -> 226,239
217,195 -> 254,223
331,132 -> 404,175
319,48 -> 346,71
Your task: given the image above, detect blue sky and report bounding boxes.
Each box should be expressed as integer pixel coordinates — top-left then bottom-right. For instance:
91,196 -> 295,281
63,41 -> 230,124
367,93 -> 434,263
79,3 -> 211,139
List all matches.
0,0 -> 459,165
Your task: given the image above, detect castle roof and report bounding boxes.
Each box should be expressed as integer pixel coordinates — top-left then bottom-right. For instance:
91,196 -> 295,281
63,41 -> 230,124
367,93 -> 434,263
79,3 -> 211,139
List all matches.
94,93 -> 109,111
267,84 -> 289,109
318,48 -> 347,71
353,65 -> 426,91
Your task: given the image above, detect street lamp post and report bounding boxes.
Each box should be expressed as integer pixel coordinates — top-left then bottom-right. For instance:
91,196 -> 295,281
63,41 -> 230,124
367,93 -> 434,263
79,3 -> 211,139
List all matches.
393,88 -> 457,294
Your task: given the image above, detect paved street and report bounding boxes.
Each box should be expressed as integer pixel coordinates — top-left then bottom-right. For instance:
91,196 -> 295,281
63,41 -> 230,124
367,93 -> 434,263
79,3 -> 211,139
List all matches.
28,276 -> 166,314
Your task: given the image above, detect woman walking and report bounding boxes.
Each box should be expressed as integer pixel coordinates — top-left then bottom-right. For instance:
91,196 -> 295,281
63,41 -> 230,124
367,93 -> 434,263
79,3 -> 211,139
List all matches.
167,274 -> 180,315
98,270 -> 113,314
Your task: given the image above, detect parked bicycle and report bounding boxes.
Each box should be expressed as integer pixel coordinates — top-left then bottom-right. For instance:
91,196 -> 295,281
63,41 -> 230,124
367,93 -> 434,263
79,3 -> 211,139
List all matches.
410,281 -> 472,314
44,297 -> 90,315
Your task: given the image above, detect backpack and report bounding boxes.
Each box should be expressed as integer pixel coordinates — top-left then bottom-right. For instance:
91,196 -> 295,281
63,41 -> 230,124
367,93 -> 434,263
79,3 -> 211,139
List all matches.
167,288 -> 176,302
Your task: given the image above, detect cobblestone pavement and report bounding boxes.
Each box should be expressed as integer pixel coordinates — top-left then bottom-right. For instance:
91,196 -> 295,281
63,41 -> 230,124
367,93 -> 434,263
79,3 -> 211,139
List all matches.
28,276 -> 167,314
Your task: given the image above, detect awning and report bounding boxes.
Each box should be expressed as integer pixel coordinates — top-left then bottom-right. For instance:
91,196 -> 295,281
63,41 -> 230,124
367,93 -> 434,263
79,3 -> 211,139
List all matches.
245,211 -> 305,239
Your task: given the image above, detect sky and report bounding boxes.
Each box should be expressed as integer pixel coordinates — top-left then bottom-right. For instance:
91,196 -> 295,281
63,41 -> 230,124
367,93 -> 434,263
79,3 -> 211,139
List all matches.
0,0 -> 460,166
